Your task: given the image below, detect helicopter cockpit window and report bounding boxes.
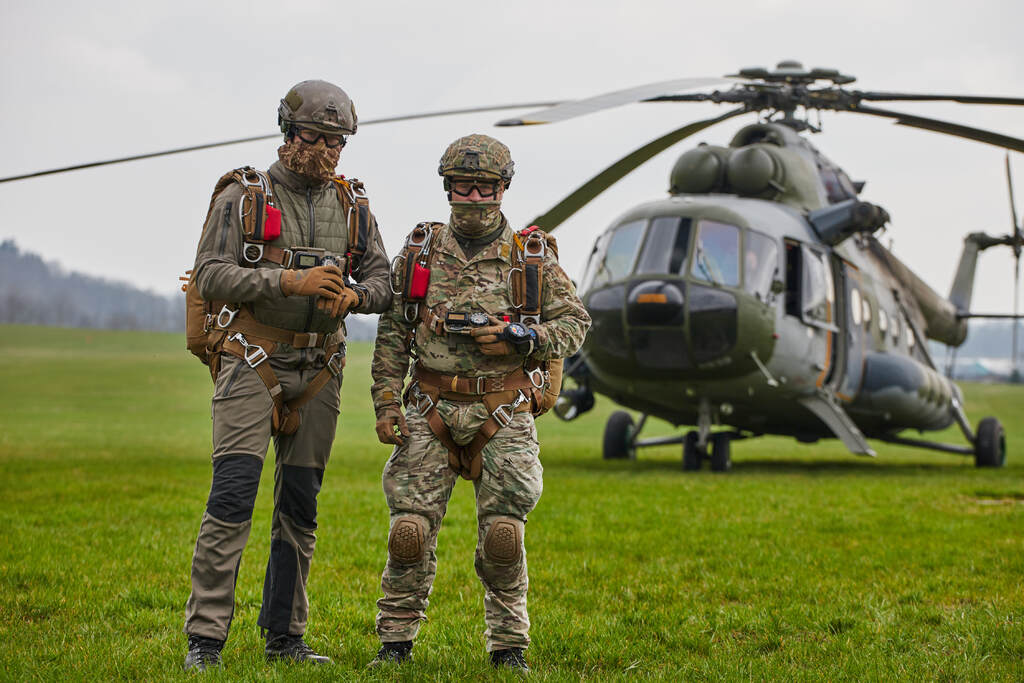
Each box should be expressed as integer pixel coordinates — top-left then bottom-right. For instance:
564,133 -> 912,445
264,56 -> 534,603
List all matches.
635,216 -> 692,275
801,247 -> 835,328
744,230 -> 778,300
691,220 -> 740,287
585,220 -> 645,291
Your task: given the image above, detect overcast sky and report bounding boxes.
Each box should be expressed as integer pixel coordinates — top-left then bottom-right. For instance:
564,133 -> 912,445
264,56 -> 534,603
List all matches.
1,0 -> 1022,315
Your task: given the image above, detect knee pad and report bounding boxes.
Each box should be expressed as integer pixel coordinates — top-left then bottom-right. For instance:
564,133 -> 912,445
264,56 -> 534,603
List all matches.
388,515 -> 427,565
483,517 -> 523,567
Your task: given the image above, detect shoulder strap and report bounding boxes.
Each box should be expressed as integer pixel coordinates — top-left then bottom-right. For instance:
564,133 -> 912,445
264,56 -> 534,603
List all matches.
398,221 -> 444,324
512,225 -> 556,326
333,177 -> 371,275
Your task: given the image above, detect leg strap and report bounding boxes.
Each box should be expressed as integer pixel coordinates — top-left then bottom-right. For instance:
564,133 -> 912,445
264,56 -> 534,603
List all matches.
220,337 -> 344,436
408,381 -> 530,481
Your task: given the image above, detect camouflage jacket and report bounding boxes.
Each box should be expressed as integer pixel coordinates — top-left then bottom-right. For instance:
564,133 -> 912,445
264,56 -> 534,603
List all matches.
371,216 -> 592,409
193,161 -> 392,335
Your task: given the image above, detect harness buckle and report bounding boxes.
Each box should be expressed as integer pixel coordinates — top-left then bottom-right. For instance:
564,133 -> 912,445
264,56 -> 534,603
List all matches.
491,390 -> 528,428
242,242 -> 264,263
475,376 -> 487,394
411,382 -> 435,414
203,313 -> 214,333
238,170 -> 269,193
216,305 -> 239,328
228,332 -> 268,368
519,313 -> 541,326
326,351 -> 344,376
388,254 -> 405,295
524,232 -> 547,258
403,302 -> 420,323
507,267 -> 524,309
526,367 -> 545,389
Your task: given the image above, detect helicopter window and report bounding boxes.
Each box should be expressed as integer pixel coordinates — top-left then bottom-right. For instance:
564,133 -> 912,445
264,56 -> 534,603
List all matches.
801,247 -> 835,327
891,313 -> 901,345
744,230 -> 778,300
906,324 -> 916,349
636,216 -> 692,275
691,220 -> 740,287
862,297 -> 872,331
587,220 -> 645,290
878,308 -> 888,335
850,287 -> 862,325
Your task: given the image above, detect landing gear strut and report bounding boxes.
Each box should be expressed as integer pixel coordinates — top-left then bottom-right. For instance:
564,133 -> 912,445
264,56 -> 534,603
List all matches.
682,430 -> 732,472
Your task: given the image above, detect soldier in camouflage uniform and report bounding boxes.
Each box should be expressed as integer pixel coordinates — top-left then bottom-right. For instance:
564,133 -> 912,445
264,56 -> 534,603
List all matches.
368,134 -> 591,671
182,80 -> 392,671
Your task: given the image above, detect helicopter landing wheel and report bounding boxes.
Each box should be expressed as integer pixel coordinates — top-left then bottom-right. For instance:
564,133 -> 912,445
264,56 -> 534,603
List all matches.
974,417 -> 1006,468
602,411 -> 636,460
683,431 -> 704,471
710,432 -> 732,472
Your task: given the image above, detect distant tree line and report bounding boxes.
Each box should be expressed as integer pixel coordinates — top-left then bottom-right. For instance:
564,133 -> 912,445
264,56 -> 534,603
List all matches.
0,240 -> 377,340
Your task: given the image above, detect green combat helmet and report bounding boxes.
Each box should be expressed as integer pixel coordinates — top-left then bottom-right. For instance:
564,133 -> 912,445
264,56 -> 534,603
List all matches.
278,80 -> 358,137
438,134 -> 514,189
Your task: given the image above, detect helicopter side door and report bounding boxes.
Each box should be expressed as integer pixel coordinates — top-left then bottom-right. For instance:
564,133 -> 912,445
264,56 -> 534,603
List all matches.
782,239 -> 839,389
834,259 -> 866,402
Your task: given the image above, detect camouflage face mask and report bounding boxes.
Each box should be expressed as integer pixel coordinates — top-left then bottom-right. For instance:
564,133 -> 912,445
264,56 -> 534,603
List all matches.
277,137 -> 340,182
449,201 -> 502,238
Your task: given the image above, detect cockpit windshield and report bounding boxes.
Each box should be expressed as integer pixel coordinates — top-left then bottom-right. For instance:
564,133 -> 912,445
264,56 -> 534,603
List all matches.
581,219 -> 645,292
744,229 -> 778,301
582,215 -> 778,297
635,216 -> 692,275
691,220 -> 740,287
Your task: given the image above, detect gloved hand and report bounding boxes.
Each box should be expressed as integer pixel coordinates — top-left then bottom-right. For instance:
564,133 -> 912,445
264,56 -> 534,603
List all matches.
470,315 -> 514,356
375,403 -> 410,446
280,265 -> 345,298
316,285 -> 360,318
472,315 -> 540,356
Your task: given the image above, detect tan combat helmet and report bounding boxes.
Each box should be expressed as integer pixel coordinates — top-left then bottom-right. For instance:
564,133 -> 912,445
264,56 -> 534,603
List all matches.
438,134 -> 514,189
278,80 -> 358,137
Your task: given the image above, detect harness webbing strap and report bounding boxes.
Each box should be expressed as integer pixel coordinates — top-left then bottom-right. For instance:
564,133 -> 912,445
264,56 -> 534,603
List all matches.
410,366 -> 534,480
220,333 -> 343,437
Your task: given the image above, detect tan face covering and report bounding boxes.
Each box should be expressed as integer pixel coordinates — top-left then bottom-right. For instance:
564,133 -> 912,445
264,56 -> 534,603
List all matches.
449,201 -> 502,238
277,138 -> 341,182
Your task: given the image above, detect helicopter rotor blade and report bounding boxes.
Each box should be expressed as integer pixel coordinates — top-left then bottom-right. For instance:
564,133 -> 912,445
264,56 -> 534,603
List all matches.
0,101 -> 561,184
1014,255 -> 1021,379
854,91 -> 1024,106
850,104 -> 1024,154
529,106 -> 748,231
1007,153 -> 1022,251
495,77 -> 732,127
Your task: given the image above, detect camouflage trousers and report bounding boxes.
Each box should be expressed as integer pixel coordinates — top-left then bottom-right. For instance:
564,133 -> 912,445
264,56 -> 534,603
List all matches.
376,398 -> 543,652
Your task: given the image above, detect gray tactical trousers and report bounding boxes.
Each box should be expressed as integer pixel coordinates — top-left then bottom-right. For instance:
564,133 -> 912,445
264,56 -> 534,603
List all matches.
376,399 -> 544,652
184,348 -> 341,640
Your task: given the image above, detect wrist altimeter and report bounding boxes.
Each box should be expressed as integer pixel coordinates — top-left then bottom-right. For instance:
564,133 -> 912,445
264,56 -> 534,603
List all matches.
501,322 -> 538,355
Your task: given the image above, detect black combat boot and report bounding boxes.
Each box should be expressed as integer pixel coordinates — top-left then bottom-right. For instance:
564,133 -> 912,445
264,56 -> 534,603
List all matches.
183,635 -> 224,672
264,631 -> 330,664
367,640 -> 413,667
490,647 -> 530,672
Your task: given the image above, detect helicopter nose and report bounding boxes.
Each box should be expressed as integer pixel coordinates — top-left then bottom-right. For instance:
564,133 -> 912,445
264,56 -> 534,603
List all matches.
627,281 -> 685,325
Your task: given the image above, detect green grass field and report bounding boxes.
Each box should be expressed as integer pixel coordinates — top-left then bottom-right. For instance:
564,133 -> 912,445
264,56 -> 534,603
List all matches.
1,324 -> 1022,681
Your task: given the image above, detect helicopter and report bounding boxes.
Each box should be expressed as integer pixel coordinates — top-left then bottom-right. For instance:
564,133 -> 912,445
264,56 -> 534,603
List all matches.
493,60 -> 1024,472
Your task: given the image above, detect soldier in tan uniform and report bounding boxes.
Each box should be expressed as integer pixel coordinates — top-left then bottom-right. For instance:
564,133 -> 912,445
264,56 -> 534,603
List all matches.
368,134 -> 591,671
182,80 -> 392,671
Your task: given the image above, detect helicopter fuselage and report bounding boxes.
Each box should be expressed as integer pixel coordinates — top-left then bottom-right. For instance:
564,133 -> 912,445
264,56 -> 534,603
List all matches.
577,192 -> 960,444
